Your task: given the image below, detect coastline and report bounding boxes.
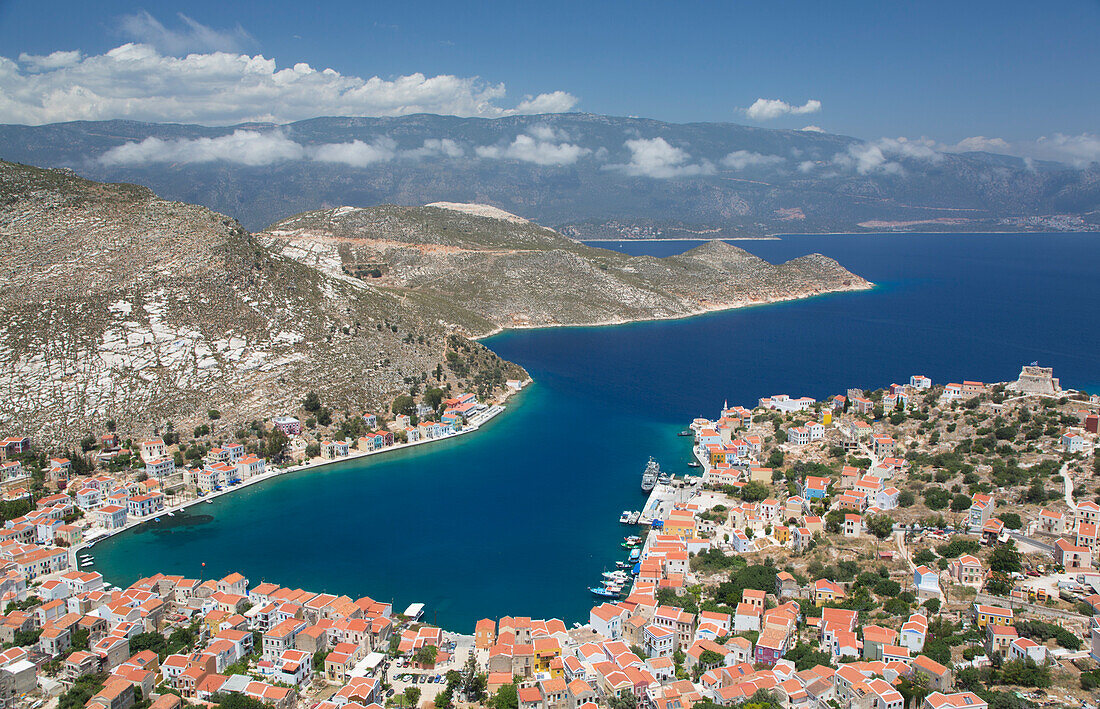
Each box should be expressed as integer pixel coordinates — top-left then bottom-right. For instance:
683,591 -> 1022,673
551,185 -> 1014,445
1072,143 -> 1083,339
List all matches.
69,382 -> 529,569
471,280 -> 876,341
579,229 -> 1100,242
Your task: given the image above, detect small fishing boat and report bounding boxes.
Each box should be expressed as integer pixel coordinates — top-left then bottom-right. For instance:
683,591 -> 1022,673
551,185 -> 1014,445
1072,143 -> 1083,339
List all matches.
589,586 -> 621,599
687,460 -> 701,468
79,560 -> 94,567
205,499 -> 212,504
619,511 -> 632,524
628,548 -> 641,561
167,512 -> 175,517
616,561 -> 632,569
154,517 -> 162,522
678,430 -> 692,436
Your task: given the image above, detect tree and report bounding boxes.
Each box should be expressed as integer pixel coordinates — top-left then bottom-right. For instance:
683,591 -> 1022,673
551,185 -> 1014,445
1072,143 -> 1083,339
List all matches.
414,644 -> 438,667
489,684 -> 518,709
423,388 -> 445,411
58,674 -> 107,709
128,632 -> 168,657
220,695 -> 271,709
923,598 -> 941,614
698,649 -> 723,667
208,410 -> 221,420
739,480 -> 769,502
265,429 -> 289,462
865,514 -> 894,539
404,687 -> 422,706
990,540 -> 1022,573
1000,658 -> 1050,688
997,512 -> 1022,530
302,391 -> 322,413
608,692 -> 637,709
950,494 -> 972,513
898,490 -> 916,507
923,487 -> 949,510
392,395 -> 416,417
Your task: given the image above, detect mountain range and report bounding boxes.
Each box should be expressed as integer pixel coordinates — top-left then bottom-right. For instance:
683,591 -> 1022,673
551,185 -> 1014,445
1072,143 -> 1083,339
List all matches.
1,114 -> 1097,237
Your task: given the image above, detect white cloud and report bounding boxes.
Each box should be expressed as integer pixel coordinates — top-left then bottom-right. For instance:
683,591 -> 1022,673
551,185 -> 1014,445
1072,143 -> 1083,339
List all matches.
513,91 -> 578,114
797,160 -> 817,173
832,137 -> 942,175
476,126 -> 590,166
953,136 -> 1011,153
17,50 -> 82,72
939,133 -> 1099,168
312,138 -> 397,167
1035,133 -> 1100,167
0,41 -> 579,125
721,150 -> 785,170
404,138 -> 465,159
800,125 -> 824,133
745,98 -> 821,121
611,137 -> 715,178
99,130 -> 305,166
98,131 -> 472,167
118,11 -> 254,54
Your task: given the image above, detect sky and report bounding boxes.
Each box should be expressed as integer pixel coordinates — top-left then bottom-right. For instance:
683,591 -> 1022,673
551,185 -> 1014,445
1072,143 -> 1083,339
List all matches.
0,0 -> 1097,163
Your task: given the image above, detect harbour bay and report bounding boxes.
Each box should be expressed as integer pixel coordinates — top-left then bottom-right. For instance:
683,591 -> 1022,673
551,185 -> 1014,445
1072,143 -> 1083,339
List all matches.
90,232 -> 1100,631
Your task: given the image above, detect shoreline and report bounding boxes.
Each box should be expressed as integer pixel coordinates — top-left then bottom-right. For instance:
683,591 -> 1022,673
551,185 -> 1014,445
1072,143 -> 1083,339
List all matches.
577,229 -> 1100,242
471,281 -> 875,341
69,384 -> 528,569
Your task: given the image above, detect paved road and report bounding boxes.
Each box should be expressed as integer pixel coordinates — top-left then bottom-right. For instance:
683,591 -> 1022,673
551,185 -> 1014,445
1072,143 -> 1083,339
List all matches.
974,592 -> 1090,624
1007,530 -> 1055,554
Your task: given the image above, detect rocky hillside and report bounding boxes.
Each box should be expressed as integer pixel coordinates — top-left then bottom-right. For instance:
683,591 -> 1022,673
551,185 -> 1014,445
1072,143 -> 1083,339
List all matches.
0,162 -> 525,446
0,163 -> 868,446
260,203 -> 872,331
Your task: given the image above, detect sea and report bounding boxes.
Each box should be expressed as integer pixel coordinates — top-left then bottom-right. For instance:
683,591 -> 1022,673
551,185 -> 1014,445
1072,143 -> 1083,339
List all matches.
89,232 -> 1100,631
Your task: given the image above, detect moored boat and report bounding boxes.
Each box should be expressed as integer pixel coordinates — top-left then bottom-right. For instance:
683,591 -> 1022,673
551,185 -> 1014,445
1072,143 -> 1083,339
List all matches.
589,586 -> 621,599
641,457 -> 659,492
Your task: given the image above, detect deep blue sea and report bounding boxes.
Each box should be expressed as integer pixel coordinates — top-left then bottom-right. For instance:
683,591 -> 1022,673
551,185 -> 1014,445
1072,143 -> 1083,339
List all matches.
90,232 -> 1100,631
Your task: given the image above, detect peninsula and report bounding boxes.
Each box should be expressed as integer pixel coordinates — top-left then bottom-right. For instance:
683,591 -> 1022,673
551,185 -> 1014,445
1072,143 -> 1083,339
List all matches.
0,161 -> 869,447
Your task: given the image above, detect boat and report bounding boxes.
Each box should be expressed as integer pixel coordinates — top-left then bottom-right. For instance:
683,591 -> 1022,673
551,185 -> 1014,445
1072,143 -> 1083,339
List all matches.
628,548 -> 641,561
687,460 -> 701,468
616,561 -> 632,569
154,517 -> 161,522
167,512 -> 175,517
602,571 -> 628,581
205,499 -> 212,504
641,457 -> 659,492
619,511 -> 633,524
678,430 -> 692,436
79,560 -> 94,567
657,474 -> 670,485
589,586 -> 621,599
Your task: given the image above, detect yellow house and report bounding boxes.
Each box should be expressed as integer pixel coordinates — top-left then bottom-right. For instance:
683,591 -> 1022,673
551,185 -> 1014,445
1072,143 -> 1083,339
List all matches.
664,510 -> 697,539
812,579 -> 846,607
773,526 -> 790,545
533,636 -> 561,673
973,604 -> 1013,628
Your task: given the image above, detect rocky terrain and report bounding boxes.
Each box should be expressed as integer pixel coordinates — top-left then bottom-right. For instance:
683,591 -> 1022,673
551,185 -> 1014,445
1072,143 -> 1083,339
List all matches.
0,162 -> 525,446
0,163 -> 868,446
260,203 -> 872,331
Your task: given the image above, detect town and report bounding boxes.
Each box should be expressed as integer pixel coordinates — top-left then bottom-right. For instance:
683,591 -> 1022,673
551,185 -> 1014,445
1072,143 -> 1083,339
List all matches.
0,367 -> 1096,709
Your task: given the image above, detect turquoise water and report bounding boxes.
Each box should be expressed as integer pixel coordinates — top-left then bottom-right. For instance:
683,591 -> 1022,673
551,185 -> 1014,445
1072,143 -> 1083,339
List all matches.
90,232 -> 1100,630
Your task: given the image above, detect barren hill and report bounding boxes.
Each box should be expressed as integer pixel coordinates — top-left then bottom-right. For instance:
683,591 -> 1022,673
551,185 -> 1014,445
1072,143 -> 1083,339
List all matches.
261,204 -> 872,330
0,164 -> 869,445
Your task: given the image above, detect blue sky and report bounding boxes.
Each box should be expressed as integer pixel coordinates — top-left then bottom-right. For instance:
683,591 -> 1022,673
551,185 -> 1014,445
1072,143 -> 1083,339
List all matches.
0,0 -> 1097,147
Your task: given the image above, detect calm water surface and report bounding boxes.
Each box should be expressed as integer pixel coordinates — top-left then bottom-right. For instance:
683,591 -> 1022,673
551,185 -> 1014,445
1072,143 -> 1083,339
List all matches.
91,232 -> 1100,630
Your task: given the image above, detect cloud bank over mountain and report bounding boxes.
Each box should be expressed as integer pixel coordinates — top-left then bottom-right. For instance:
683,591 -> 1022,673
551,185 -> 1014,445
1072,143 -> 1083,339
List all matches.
1,43 -> 578,126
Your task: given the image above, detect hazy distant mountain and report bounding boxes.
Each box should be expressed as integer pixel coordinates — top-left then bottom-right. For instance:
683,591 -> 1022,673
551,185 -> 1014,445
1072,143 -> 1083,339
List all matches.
1,114 -> 1097,236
